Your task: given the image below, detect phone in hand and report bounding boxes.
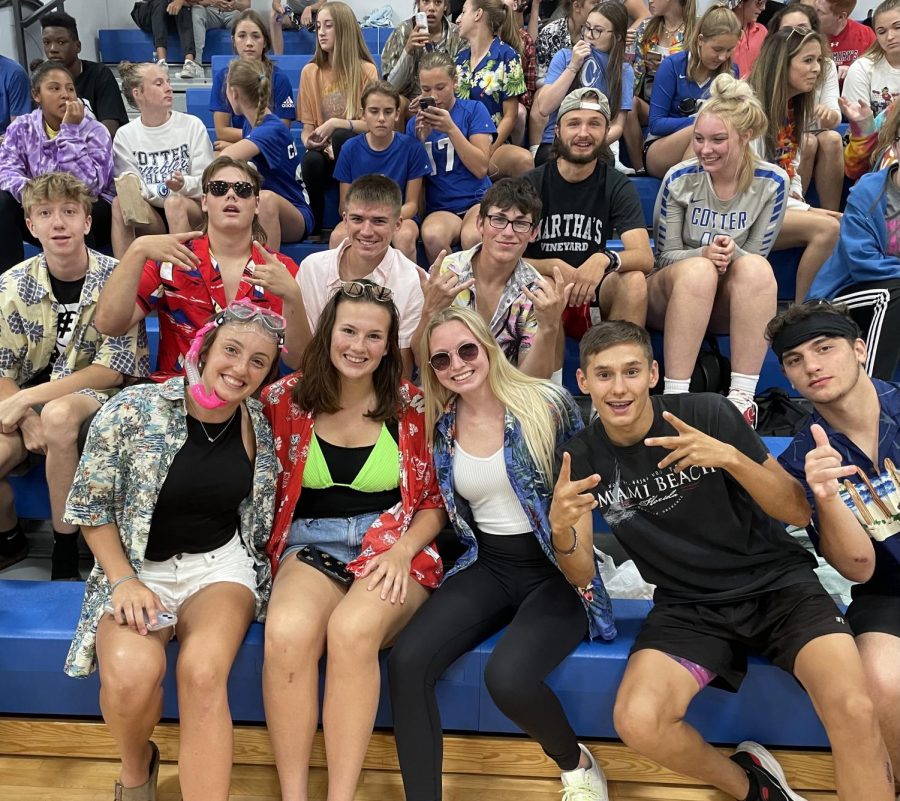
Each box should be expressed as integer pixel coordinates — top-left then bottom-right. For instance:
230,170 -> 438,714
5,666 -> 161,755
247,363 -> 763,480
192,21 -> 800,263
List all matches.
104,604 -> 178,631
415,10 -> 428,29
419,96 -> 436,110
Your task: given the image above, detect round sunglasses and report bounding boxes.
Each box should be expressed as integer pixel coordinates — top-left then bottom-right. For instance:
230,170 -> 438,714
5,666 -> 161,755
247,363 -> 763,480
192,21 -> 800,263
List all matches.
204,180 -> 257,199
429,341 -> 479,372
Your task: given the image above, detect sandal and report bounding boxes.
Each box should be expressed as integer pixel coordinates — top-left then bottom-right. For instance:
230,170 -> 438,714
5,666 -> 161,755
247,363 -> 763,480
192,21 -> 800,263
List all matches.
114,741 -> 159,801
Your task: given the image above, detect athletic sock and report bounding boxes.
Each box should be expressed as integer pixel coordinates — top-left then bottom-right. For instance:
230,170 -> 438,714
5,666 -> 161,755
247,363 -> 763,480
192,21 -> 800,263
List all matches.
728,372 -> 759,399
51,531 -> 80,580
0,523 -> 25,555
663,377 -> 691,394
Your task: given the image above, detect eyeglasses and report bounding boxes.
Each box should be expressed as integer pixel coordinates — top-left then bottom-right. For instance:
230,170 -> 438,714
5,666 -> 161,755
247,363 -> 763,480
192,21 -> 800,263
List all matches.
204,180 -> 257,199
340,281 -> 394,302
486,214 -> 535,233
213,298 -> 287,346
581,24 -> 610,38
429,342 -> 479,371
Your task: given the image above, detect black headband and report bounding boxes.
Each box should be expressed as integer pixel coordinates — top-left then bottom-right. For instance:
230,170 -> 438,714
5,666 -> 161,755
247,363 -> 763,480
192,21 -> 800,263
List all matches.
771,312 -> 861,361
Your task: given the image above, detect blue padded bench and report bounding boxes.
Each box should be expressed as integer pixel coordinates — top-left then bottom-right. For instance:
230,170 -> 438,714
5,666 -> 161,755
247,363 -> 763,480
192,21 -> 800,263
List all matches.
0,579 -> 827,747
98,28 -> 393,64
209,53 -> 382,89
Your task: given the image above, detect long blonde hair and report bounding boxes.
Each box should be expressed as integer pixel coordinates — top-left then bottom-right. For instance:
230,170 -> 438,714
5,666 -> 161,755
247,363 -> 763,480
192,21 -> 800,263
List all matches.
686,5 -> 741,84
420,307 -> 574,485
313,1 -> 377,119
696,73 -> 766,193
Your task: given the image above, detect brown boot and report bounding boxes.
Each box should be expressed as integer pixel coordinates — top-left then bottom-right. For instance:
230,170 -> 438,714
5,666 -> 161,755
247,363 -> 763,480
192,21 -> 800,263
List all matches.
114,741 -> 159,801
114,173 -> 152,227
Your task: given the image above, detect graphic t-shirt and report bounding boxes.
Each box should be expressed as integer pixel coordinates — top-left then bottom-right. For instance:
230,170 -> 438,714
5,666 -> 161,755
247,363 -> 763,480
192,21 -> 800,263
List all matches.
842,55 -> 900,116
830,20 -> 876,74
48,273 -> 85,365
563,393 -> 818,604
525,159 -> 646,267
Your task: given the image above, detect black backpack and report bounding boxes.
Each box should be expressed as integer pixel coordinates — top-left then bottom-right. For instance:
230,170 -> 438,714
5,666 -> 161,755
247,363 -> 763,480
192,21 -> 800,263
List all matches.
689,336 -> 731,395
755,388 -> 812,437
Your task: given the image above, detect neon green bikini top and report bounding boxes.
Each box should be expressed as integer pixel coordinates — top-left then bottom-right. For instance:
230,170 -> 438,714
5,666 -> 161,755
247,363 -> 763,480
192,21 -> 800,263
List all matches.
303,424 -> 400,492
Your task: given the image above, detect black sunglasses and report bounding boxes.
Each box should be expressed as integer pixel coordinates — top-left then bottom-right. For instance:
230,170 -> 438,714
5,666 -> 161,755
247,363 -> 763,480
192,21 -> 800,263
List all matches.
340,281 -> 394,302
204,180 -> 256,198
429,342 -> 479,372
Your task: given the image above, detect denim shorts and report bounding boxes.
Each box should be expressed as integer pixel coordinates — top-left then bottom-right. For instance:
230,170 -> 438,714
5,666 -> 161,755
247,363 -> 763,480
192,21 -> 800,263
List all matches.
138,533 -> 258,615
281,511 -> 382,565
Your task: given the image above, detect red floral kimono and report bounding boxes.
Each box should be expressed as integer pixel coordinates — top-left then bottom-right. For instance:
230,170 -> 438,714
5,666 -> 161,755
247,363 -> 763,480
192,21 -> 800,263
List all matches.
261,373 -> 444,587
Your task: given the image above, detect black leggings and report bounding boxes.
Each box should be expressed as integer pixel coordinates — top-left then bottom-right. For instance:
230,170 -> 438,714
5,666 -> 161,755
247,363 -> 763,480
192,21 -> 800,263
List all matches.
0,190 -> 112,272
147,0 -> 196,55
388,532 -> 588,801
300,126 -> 354,234
835,278 -> 900,380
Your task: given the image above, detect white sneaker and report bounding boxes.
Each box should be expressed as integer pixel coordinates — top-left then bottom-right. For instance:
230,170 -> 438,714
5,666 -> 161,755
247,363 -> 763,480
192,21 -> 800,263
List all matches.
560,744 -> 609,801
155,58 -> 169,74
178,59 -> 204,80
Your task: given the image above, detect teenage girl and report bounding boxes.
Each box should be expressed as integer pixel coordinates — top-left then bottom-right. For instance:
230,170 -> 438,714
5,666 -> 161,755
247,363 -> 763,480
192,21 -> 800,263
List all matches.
768,4 -> 844,211
222,59 -> 314,249
622,0 -> 696,171
644,5 -> 740,179
210,10 -> 295,147
299,0 -> 379,236
748,26 -> 842,303
112,61 -> 213,257
649,74 -> 789,427
841,0 -> 900,116
532,1 -> 633,166
409,51 -> 495,263
331,81 -> 432,260
455,0 -> 534,177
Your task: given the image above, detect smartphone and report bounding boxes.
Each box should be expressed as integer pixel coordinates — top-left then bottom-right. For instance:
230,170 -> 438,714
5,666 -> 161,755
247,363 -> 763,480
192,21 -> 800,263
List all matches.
419,96 -> 436,110
104,604 -> 178,631
415,10 -> 428,29
296,545 -> 354,586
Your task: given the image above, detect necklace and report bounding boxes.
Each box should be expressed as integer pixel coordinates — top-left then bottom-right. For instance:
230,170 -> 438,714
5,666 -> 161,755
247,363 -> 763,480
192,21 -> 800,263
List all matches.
663,21 -> 684,37
195,408 -> 239,444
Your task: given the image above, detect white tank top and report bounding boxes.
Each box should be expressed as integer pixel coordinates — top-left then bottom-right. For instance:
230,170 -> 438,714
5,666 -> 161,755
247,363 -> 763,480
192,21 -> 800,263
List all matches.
452,443 -> 532,535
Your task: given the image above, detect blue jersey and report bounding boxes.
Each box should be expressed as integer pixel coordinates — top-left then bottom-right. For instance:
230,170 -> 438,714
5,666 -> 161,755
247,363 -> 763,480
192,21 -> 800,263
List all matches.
334,132 -> 431,198
405,99 -> 495,215
211,64 -> 296,128
541,49 -> 634,143
243,114 -> 311,218
0,56 -> 30,135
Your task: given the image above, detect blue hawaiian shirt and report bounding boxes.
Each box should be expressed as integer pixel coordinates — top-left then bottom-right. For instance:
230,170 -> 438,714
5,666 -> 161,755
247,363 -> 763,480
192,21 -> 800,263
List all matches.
433,391 -> 616,640
780,379 -> 900,599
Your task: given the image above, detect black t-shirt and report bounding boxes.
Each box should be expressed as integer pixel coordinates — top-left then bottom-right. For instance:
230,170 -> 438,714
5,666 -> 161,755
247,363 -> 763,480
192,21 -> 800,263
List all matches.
145,411 -> 252,561
45,273 -> 85,371
524,159 -> 647,268
562,393 -> 818,604
75,60 -> 129,128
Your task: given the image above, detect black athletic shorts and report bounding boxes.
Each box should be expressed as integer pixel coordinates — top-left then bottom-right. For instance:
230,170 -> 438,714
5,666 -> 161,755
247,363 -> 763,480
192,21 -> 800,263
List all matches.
631,581 -> 851,692
847,593 -> 900,638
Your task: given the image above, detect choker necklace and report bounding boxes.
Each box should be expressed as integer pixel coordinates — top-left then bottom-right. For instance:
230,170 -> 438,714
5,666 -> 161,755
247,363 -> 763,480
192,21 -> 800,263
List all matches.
195,408 -> 239,444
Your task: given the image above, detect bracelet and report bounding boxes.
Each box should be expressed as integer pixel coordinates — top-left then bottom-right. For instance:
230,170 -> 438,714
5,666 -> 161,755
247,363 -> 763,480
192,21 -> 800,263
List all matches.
552,526 -> 578,555
347,119 -> 353,131
110,574 -> 138,592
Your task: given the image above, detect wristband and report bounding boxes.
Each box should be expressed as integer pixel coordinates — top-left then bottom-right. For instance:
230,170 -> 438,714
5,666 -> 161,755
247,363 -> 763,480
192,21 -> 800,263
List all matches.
110,573 -> 138,592
602,249 -> 621,274
552,526 -> 578,555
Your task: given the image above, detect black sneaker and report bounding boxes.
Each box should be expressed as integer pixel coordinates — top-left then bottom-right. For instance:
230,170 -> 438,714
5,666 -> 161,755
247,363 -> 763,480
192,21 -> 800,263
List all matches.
731,741 -> 808,801
0,527 -> 28,570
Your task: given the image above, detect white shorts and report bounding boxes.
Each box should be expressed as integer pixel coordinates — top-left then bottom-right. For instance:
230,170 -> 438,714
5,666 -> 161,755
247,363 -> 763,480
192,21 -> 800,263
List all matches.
138,533 -> 258,615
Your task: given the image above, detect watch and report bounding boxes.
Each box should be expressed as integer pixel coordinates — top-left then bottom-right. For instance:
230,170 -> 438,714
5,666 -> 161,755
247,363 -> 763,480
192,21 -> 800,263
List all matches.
602,249 -> 621,275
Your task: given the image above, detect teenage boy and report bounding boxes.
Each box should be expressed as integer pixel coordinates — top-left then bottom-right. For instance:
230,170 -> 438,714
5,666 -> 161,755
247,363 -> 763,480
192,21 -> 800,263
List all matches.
412,177 -> 570,380
40,12 -> 129,140
296,175 -> 425,375
771,300 -> 900,786
550,319 -> 894,801
0,173 -> 147,578
96,156 -> 303,380
525,88 -> 652,338
814,0 -> 875,84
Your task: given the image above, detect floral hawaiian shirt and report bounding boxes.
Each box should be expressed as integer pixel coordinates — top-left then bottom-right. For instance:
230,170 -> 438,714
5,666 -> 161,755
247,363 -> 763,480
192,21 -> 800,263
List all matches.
0,249 -> 149,401
433,394 -> 616,641
63,379 -> 277,677
456,36 -> 526,127
438,244 -> 539,368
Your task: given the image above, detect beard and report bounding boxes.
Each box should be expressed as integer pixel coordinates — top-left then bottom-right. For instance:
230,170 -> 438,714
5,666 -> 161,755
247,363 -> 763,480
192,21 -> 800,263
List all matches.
556,136 -> 604,164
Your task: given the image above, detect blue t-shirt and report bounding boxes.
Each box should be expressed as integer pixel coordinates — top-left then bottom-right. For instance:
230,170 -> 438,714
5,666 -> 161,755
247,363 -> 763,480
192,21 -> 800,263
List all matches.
333,132 -> 432,199
243,114 -> 311,217
541,48 -> 634,143
0,56 -> 31,134
211,63 -> 296,128
406,98 -> 495,215
648,50 -> 738,138
779,379 -> 900,600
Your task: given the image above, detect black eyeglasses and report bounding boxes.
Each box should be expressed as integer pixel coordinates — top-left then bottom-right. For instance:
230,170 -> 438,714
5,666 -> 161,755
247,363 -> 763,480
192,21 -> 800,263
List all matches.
581,24 -> 610,39
429,342 -> 479,372
486,214 -> 535,233
340,281 -> 394,302
204,180 -> 256,198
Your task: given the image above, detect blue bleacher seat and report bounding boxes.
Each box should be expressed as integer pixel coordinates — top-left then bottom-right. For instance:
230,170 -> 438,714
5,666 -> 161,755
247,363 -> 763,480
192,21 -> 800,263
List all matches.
0,580 -> 827,747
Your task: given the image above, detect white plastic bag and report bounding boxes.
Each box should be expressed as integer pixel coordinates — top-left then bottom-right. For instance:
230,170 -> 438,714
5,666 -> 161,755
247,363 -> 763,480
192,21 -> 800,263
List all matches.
595,548 -> 655,600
